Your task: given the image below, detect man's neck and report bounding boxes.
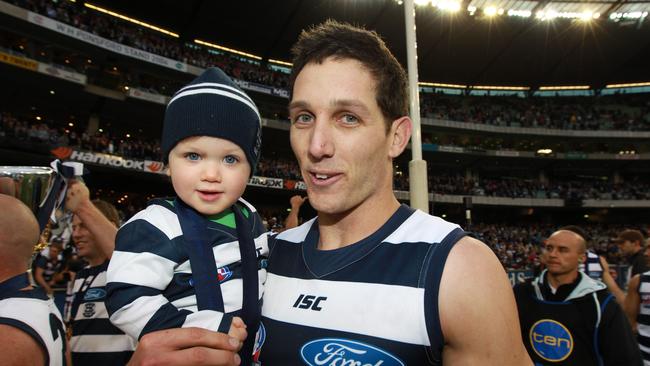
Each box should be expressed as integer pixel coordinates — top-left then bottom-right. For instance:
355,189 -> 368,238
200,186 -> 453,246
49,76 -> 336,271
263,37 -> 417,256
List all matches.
316,191 -> 401,250
0,268 -> 28,285
85,255 -> 107,267
546,270 -> 579,289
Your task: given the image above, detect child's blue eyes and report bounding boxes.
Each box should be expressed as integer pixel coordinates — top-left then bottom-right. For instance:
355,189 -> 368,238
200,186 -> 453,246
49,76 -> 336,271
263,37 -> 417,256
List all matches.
223,155 -> 239,164
185,152 -> 201,161
183,153 -> 239,164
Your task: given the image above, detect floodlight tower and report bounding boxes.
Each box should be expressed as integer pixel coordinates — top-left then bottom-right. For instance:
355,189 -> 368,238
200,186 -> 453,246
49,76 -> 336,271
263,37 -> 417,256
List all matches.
404,0 -> 430,213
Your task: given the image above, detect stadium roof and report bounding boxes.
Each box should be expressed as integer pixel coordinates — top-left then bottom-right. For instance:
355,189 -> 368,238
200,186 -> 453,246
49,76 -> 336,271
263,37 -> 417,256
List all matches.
65,0 -> 650,87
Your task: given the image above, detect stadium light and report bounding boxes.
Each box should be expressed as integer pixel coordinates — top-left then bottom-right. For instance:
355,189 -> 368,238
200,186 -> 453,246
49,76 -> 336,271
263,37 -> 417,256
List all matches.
485,6 -> 498,17
419,81 -> 467,88
269,59 -> 293,67
539,85 -> 590,90
84,3 -> 179,38
606,81 -> 650,88
194,39 -> 262,61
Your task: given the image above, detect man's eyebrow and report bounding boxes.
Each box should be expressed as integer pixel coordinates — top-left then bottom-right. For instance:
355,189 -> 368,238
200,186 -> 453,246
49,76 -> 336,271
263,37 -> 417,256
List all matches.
288,100 -> 310,111
330,99 -> 370,113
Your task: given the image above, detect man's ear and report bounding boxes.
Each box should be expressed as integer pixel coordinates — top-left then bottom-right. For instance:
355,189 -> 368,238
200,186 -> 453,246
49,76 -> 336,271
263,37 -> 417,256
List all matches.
388,116 -> 412,158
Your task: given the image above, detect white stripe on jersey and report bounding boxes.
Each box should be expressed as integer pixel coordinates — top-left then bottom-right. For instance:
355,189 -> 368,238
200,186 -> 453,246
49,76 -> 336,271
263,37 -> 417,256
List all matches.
69,334 -> 136,353
181,309 -> 224,332
108,251 -> 175,289
109,295 -> 167,339
0,295 -> 65,365
275,218 -> 317,243
72,271 -> 107,293
384,210 -> 460,245
262,273 -> 429,346
122,204 -> 182,239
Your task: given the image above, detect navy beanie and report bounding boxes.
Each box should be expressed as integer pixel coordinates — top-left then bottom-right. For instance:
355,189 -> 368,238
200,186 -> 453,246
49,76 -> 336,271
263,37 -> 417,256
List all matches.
161,67 -> 262,174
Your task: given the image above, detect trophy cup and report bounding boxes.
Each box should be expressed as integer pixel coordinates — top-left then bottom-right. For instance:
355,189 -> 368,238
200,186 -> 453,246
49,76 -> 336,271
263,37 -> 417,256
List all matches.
0,161 -> 83,253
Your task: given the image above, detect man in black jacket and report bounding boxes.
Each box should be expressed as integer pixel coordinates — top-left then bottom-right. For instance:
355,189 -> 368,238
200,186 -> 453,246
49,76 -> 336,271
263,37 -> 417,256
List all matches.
514,228 -> 641,365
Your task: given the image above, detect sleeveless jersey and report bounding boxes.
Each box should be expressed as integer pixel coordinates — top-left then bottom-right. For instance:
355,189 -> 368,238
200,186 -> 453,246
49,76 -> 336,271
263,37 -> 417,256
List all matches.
514,279 -> 612,366
579,251 -> 603,280
259,205 -> 465,365
637,272 -> 650,365
0,286 -> 66,365
70,261 -> 135,365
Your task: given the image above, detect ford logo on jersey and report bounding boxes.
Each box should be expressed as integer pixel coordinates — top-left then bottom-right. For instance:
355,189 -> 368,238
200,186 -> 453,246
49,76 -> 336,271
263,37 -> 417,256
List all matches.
217,266 -> 232,282
83,288 -> 106,301
529,319 -> 573,362
300,338 -> 404,366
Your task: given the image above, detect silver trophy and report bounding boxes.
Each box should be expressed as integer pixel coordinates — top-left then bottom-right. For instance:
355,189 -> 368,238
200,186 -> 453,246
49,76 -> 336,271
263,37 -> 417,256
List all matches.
0,161 -> 83,252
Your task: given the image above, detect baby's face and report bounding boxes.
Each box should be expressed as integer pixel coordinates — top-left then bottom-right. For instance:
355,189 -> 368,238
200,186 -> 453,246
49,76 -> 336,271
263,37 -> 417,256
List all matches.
167,135 -> 250,215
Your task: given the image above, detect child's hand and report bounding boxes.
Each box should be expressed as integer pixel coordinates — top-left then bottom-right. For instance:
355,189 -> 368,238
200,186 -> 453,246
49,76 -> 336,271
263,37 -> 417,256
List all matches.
228,317 -> 247,343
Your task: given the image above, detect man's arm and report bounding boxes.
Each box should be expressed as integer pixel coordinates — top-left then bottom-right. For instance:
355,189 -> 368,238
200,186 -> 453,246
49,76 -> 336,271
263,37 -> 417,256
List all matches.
283,195 -> 307,231
0,324 -> 46,365
439,236 -> 532,365
624,274 -> 641,332
33,258 -> 52,295
600,256 -> 627,305
128,327 -> 244,366
66,180 -> 117,259
599,293 -> 643,366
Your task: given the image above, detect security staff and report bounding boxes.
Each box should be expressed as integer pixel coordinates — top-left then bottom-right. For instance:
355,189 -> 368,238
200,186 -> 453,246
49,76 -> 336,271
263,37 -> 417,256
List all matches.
514,229 -> 641,365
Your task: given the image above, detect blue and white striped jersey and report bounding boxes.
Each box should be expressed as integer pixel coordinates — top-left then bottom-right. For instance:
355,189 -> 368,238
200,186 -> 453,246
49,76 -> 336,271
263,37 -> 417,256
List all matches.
70,261 -> 135,365
258,205 -> 465,365
637,272 -> 650,365
579,250 -> 603,280
106,197 -> 268,340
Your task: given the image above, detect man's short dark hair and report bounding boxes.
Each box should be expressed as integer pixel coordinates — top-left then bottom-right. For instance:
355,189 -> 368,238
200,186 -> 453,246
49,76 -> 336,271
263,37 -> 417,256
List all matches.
92,199 -> 120,227
290,20 -> 408,131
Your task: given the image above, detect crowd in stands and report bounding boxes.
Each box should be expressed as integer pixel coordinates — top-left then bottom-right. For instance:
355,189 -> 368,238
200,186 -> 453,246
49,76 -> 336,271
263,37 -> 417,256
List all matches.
7,0 -> 650,133
3,111 -> 649,201
421,93 -> 650,131
8,0 -> 290,92
470,223 -> 643,271
393,169 -> 650,200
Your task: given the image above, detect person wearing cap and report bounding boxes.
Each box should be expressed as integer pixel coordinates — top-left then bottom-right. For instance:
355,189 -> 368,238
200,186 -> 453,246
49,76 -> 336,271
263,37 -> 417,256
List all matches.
614,229 -> 648,284
106,67 -> 260,364
514,228 -> 642,365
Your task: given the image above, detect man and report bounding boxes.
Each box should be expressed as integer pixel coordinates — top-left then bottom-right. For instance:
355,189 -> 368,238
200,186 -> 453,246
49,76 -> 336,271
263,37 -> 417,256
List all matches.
559,226 -> 604,281
615,229 -> 648,283
514,229 -> 641,365
626,266 -> 650,365
65,181 -> 136,365
257,20 -> 529,365
132,21 -> 531,365
0,194 -> 67,365
33,241 -> 66,313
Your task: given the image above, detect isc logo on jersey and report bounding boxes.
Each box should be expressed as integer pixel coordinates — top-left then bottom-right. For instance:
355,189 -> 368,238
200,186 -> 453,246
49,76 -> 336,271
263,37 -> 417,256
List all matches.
300,339 -> 404,366
529,319 -> 573,362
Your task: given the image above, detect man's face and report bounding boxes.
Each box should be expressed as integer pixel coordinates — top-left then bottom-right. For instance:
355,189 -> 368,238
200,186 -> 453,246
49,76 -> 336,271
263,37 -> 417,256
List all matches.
288,58 -> 400,217
72,215 -> 99,260
616,240 -> 636,257
543,231 -> 585,277
49,246 -> 60,260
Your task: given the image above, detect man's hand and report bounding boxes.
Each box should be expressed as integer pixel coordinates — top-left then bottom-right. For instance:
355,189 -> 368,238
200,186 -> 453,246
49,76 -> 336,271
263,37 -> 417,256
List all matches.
65,180 -> 90,213
289,195 -> 307,210
128,327 -> 246,366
